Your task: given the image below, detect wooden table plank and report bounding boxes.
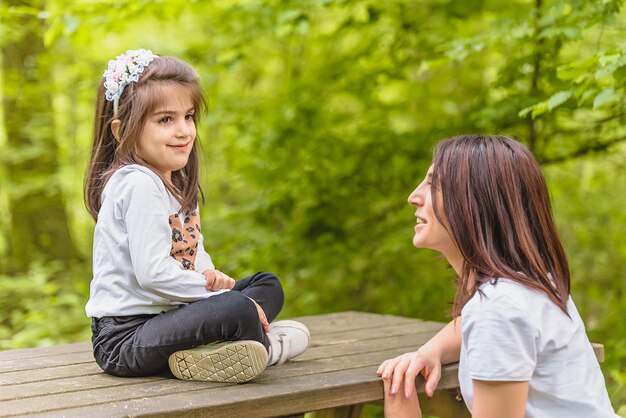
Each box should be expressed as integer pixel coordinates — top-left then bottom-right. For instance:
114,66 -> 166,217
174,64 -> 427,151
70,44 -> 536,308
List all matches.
0,363 -> 103,386
0,374 -> 164,402
19,364 -> 461,418
0,351 -> 95,373
290,311 -> 421,333
0,343 -> 91,361
309,321 -> 444,346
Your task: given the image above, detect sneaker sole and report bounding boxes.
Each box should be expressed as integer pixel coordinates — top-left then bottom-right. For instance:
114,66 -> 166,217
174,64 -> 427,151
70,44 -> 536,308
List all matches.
168,340 -> 268,383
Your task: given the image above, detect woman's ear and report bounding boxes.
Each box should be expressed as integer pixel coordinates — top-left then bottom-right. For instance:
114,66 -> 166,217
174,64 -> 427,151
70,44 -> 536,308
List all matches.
111,119 -> 121,143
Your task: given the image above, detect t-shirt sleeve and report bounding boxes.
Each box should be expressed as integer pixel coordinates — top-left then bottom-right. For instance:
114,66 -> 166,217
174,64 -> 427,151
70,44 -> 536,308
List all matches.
462,293 -> 538,381
194,231 -> 215,273
118,172 -> 214,302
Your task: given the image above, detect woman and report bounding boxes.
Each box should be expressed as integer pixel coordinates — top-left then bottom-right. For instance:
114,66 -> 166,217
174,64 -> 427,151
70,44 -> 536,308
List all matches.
377,135 -> 617,417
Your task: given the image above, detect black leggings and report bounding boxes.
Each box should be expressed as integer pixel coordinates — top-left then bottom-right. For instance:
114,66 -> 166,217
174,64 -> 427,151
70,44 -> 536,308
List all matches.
91,271 -> 284,377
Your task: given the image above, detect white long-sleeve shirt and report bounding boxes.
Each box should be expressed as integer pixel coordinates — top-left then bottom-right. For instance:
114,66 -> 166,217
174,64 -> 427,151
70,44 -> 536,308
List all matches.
85,164 -> 226,318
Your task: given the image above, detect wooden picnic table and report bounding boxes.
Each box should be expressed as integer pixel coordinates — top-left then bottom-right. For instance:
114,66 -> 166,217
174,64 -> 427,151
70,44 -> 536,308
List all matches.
0,311 -> 604,417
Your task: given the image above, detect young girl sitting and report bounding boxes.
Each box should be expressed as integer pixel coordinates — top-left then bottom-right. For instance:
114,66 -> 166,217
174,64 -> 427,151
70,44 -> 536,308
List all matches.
84,49 -> 309,383
377,135 -> 618,417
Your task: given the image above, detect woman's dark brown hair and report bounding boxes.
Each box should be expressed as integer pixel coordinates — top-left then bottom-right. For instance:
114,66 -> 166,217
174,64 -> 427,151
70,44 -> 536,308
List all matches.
431,135 -> 570,317
84,55 -> 207,219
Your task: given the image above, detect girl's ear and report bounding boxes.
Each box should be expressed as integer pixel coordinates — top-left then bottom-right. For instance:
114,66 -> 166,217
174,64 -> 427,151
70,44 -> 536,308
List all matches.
111,119 -> 121,143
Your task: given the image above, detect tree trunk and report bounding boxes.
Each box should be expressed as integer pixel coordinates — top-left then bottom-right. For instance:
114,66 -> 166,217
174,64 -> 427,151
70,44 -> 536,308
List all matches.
1,0 -> 81,274
527,0 -> 543,154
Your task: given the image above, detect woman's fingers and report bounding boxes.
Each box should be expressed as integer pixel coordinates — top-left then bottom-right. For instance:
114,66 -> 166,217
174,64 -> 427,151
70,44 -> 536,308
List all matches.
379,352 -> 435,398
378,357 -> 401,379
377,361 -> 389,376
423,363 -> 441,397
403,358 -> 424,398
390,356 -> 411,395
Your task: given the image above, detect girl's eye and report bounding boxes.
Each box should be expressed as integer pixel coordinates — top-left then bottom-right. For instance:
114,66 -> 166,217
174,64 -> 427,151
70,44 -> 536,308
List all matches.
159,116 -> 173,124
185,113 -> 195,121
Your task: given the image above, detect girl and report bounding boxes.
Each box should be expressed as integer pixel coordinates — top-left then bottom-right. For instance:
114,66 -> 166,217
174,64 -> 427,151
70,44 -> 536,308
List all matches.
84,49 -> 309,382
377,135 -> 618,417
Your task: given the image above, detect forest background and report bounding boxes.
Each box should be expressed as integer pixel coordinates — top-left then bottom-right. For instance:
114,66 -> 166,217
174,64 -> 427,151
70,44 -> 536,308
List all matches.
1,0 -> 625,415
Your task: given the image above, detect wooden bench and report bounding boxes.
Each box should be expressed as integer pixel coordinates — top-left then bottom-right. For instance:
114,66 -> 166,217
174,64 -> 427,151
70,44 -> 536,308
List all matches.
0,311 -> 604,417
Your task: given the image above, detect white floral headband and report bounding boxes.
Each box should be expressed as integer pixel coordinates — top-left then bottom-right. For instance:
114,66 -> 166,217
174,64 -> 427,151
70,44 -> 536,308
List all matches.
103,49 -> 158,116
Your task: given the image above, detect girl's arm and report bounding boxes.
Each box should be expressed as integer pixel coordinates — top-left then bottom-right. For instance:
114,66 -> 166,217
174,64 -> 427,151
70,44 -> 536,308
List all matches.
194,230 -> 215,273
378,318 -> 461,399
472,380 -> 528,418
120,172 -> 217,301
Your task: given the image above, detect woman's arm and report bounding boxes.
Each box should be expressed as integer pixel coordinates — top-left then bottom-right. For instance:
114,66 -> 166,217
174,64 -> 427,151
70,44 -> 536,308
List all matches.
422,318 -> 462,364
472,380 -> 528,418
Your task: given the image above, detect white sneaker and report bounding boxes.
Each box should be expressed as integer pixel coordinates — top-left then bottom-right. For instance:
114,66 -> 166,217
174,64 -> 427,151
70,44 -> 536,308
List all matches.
168,340 -> 268,383
267,320 -> 310,366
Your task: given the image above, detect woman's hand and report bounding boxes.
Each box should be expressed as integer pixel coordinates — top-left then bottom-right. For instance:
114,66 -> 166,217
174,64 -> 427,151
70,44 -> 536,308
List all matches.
202,269 -> 236,291
377,348 -> 442,418
377,320 -> 460,417
377,346 -> 442,399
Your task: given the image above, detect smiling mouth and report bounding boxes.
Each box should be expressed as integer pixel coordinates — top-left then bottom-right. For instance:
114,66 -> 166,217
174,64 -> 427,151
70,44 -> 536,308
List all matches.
169,143 -> 190,149
416,217 -> 427,225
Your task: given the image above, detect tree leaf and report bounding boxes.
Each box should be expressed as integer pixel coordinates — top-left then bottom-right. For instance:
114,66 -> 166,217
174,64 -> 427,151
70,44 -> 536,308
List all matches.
557,64 -> 588,81
593,88 -> 615,109
548,90 -> 572,110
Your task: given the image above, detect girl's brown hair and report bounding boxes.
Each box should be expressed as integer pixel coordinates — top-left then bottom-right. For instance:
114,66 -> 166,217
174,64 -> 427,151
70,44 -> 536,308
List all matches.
431,135 -> 570,317
85,55 -> 207,219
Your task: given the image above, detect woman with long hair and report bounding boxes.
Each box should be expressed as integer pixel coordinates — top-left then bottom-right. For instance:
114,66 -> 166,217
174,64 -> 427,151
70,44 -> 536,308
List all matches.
377,135 -> 617,417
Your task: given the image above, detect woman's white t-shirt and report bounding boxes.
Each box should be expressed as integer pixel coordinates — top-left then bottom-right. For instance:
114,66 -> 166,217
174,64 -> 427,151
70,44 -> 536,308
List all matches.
458,278 -> 617,417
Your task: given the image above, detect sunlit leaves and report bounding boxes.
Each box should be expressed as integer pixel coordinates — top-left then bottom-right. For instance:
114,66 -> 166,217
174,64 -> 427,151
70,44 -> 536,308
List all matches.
519,90 -> 573,118
593,87 -> 616,108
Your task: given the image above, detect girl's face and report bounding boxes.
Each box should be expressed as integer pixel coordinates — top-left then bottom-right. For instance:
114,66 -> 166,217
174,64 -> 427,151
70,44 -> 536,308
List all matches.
408,165 -> 461,264
137,84 -> 196,181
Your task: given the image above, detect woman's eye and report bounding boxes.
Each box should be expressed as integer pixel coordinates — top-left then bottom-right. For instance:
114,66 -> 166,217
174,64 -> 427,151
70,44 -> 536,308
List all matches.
159,116 -> 173,124
185,113 -> 195,121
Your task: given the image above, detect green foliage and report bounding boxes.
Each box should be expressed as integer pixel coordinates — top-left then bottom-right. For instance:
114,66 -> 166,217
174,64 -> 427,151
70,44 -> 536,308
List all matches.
0,0 -> 625,413
0,262 -> 90,349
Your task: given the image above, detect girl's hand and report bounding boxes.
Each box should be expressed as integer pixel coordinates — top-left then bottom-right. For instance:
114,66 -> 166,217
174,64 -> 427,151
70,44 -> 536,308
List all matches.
251,299 -> 270,333
202,269 -> 236,291
377,347 -> 442,399
383,377 -> 422,418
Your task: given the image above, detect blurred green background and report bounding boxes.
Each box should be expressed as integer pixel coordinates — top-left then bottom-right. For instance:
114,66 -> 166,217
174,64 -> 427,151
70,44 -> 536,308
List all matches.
1,0 -> 625,414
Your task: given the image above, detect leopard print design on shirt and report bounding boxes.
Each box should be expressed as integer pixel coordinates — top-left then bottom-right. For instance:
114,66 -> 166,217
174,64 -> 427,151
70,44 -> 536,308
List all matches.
169,212 -> 201,270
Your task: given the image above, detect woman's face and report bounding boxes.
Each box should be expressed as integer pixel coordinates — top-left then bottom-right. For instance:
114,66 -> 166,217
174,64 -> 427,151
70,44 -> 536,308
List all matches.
408,165 -> 461,262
